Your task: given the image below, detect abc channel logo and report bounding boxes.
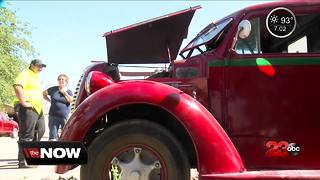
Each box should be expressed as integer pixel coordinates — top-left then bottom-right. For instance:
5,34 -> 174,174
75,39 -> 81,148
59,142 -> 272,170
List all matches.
19,141 -> 87,165
265,140 -> 300,157
287,143 -> 300,156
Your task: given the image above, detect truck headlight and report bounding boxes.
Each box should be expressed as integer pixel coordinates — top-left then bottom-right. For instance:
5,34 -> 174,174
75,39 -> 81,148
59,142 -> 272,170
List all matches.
85,71 -> 114,95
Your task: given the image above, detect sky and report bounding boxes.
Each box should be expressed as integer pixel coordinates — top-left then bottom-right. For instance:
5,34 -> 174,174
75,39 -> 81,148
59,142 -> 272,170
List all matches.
3,0 -> 268,91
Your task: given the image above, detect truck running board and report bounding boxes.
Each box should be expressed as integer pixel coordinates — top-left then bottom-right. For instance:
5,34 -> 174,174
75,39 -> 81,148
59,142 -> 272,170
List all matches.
202,170 -> 320,180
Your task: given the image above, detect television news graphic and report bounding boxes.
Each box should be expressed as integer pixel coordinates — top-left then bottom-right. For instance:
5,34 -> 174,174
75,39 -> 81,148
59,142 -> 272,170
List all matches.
19,141 -> 87,165
265,140 -> 300,157
266,7 -> 296,38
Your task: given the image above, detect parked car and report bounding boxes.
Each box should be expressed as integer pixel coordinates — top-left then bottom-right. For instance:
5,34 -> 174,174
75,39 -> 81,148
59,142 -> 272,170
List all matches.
56,1 -> 320,179
0,112 -> 18,138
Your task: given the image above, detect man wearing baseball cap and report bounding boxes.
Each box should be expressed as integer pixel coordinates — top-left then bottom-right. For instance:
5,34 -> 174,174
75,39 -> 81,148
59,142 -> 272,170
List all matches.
30,59 -> 46,68
13,59 -> 46,168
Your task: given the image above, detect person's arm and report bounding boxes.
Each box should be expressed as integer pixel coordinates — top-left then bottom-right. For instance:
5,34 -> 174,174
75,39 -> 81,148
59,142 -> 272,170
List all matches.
60,89 -> 73,103
63,91 -> 73,103
42,90 -> 51,102
13,85 -> 32,108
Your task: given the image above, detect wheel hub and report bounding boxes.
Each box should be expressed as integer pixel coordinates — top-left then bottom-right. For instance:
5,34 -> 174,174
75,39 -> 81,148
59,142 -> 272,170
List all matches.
109,147 -> 162,180
129,171 -> 140,180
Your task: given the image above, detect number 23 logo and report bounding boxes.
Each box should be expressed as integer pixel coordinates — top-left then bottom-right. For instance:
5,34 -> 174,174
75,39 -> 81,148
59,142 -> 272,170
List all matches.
265,140 -> 289,157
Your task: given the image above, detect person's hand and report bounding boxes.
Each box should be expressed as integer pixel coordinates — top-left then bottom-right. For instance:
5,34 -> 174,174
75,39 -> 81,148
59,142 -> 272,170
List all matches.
59,87 -> 68,96
21,101 -> 32,108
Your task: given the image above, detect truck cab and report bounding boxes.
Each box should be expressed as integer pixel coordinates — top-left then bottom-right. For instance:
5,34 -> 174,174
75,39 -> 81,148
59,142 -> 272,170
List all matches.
57,1 -> 320,179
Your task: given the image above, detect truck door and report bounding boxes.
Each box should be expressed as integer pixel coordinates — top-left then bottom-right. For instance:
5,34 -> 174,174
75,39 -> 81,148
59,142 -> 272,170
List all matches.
227,7 -> 320,170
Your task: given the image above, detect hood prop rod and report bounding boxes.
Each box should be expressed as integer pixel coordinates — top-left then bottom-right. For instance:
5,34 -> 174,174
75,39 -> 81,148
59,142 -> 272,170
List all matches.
167,43 -> 172,63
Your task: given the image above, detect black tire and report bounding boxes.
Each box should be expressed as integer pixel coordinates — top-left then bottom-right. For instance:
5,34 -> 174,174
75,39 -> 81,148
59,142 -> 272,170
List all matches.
81,119 -> 190,180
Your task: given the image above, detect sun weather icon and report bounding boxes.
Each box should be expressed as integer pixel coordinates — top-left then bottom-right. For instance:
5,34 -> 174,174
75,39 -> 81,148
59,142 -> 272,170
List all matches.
270,15 -> 278,24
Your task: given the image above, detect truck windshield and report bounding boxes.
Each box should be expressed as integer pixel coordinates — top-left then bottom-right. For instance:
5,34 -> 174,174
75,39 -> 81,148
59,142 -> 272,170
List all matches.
180,18 -> 233,57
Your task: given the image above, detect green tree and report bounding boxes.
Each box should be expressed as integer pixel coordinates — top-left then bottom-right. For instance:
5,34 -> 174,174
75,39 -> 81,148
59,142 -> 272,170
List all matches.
0,6 -> 35,106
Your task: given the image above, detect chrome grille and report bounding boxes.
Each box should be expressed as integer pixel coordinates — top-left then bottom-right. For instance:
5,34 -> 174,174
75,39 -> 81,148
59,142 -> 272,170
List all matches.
70,74 -> 84,113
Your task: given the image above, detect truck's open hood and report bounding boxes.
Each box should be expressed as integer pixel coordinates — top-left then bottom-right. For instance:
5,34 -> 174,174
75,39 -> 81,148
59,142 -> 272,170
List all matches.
104,6 -> 201,64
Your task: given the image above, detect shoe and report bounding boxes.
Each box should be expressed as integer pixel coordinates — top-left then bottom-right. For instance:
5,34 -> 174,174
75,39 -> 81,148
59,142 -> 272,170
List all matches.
18,162 -> 37,168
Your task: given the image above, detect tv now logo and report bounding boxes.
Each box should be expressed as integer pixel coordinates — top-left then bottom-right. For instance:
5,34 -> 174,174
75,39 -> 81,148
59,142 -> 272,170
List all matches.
24,147 -> 81,159
19,141 -> 87,165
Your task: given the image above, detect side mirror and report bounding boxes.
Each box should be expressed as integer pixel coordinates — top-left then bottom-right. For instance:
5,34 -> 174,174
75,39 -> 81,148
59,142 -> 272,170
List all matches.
238,20 -> 251,39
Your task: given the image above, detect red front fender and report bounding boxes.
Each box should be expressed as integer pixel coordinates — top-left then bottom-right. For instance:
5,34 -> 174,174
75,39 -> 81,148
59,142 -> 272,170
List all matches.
56,80 -> 244,174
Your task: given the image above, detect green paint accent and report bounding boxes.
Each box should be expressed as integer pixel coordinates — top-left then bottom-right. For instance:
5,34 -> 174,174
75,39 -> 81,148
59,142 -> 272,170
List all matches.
208,60 -> 225,67
208,57 -> 320,67
256,58 -> 272,66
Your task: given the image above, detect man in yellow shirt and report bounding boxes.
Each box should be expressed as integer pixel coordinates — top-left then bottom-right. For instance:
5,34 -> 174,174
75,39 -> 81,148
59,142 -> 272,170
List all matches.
13,59 -> 46,168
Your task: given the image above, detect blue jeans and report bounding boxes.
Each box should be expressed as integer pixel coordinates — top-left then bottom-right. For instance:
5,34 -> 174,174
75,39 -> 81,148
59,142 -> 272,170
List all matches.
48,115 -> 66,140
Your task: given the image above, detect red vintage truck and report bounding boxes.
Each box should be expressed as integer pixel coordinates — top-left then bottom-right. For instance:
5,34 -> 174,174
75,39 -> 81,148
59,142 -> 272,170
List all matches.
56,1 -> 320,179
